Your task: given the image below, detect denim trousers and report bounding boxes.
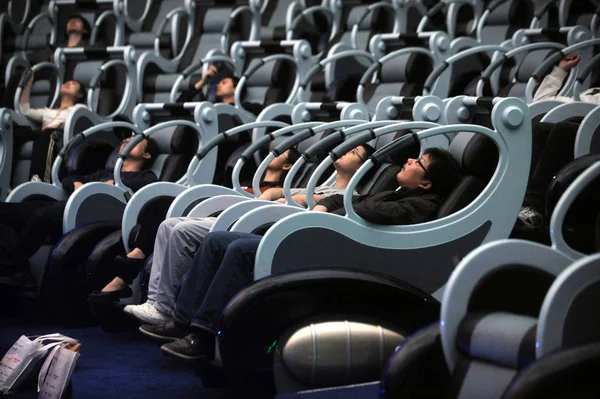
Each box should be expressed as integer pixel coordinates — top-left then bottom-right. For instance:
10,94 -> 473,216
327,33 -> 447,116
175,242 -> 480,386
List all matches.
173,231 -> 262,333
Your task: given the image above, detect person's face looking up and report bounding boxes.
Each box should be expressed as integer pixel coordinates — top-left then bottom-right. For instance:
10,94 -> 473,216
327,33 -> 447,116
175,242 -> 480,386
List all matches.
216,77 -> 235,98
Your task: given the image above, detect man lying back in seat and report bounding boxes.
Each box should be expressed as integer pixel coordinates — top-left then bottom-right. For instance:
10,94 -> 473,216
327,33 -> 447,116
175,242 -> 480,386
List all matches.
178,65 -> 264,116
0,137 -> 158,270
138,148 -> 461,361
115,145 -> 374,324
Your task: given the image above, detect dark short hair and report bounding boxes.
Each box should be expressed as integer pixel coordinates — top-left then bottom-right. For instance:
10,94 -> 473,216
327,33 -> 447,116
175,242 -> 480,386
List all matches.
422,147 -> 462,197
75,80 -> 87,104
361,144 -> 375,161
142,137 -> 159,169
286,147 -> 302,165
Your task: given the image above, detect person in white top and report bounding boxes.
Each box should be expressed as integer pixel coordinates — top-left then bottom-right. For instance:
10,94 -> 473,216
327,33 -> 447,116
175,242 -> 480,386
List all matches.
15,72 -> 87,182
19,71 -> 87,130
533,53 -> 600,104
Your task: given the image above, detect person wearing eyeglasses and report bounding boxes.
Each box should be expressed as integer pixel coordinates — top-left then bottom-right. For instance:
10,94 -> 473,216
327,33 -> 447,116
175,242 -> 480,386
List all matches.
137,148 -> 462,361
118,145 -> 373,324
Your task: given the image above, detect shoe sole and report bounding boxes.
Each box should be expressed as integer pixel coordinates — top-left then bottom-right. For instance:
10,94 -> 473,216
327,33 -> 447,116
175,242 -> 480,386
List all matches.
160,345 -> 208,361
127,309 -> 171,325
138,326 -> 179,342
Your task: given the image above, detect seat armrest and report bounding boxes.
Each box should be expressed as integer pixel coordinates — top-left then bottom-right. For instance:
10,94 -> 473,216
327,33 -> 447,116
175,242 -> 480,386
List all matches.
63,182 -> 128,233
207,200 -> 276,232
121,182 -> 187,253
230,203 -> 306,233
167,184 -> 241,218
186,194 -> 248,218
6,182 -> 68,202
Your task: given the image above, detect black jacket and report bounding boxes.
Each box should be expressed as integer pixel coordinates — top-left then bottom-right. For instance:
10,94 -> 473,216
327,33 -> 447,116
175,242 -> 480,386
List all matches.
317,188 -> 441,225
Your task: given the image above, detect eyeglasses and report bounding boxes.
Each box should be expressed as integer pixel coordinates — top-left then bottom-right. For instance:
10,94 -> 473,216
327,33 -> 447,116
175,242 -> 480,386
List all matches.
415,157 -> 428,176
351,148 -> 365,163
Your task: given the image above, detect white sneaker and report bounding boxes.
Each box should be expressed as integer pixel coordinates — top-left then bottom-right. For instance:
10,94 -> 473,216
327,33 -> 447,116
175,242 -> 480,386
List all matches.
123,302 -> 152,315
125,302 -> 172,325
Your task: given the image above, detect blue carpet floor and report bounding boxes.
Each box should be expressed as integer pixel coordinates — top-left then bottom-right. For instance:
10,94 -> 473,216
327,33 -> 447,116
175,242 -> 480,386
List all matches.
0,322 -> 231,399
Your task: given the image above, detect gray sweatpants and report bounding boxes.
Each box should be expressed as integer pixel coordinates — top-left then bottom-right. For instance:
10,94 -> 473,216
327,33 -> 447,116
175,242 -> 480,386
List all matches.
146,216 -> 216,315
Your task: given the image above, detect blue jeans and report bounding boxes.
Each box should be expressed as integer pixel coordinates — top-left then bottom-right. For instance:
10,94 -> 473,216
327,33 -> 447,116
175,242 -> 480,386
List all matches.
173,231 -> 262,333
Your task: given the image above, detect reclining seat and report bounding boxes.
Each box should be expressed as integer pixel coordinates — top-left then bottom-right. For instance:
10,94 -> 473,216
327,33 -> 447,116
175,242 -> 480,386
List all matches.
256,0 -> 296,41
416,0 -> 483,40
356,43 -> 439,113
477,26 -> 593,101
475,0 -> 535,45
327,0 -> 400,54
380,157 -> 600,399
52,0 -> 118,48
219,40 -> 306,124
7,45 -> 137,190
136,0 -> 255,104
560,0 -> 598,30
1,3 -> 55,109
42,115 -> 205,326
214,97 -> 532,395
530,0 -> 561,29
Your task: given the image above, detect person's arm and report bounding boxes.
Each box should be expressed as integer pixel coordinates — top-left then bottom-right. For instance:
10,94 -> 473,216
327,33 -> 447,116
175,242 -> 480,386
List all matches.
314,194 -> 345,213
19,72 -> 45,122
348,197 -> 439,225
258,187 -> 284,201
178,65 -> 217,102
533,54 -> 580,102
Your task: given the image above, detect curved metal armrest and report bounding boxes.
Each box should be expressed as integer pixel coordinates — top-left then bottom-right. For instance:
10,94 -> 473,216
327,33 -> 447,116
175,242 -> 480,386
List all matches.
5,182 -> 68,203
121,182 -> 188,253
62,107 -> 107,144
575,106 -> 600,157
528,100 -> 568,122
540,102 -> 598,124
167,184 -> 240,218
230,203 -> 306,234
136,51 -> 179,102
209,200 -> 276,232
63,182 -> 128,233
90,10 -> 120,46
187,194 -> 249,218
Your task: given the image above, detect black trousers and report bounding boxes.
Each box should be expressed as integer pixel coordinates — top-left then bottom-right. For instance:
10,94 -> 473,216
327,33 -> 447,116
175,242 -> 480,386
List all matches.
524,121 -> 581,212
0,200 -> 65,267
13,129 -> 59,181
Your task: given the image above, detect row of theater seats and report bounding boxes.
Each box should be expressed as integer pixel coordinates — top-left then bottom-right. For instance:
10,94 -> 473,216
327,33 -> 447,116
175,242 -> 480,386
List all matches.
0,0 -> 599,398
4,93 -> 599,396
3,0 -> 600,197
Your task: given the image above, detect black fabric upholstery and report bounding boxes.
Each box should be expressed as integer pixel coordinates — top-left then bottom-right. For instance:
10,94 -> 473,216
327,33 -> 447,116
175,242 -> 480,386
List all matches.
460,134 -> 499,180
545,154 -> 600,254
63,139 -> 118,180
368,165 -> 403,195
380,324 -> 451,399
436,175 -> 487,218
503,342 -> 600,399
158,127 -> 199,182
467,265 -> 556,317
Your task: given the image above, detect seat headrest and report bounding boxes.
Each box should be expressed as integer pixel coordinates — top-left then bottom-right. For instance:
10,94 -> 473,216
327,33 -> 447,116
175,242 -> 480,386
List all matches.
170,126 -> 199,155
436,175 -> 487,219
379,53 -> 433,84
448,133 -> 498,180
456,312 -> 537,369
